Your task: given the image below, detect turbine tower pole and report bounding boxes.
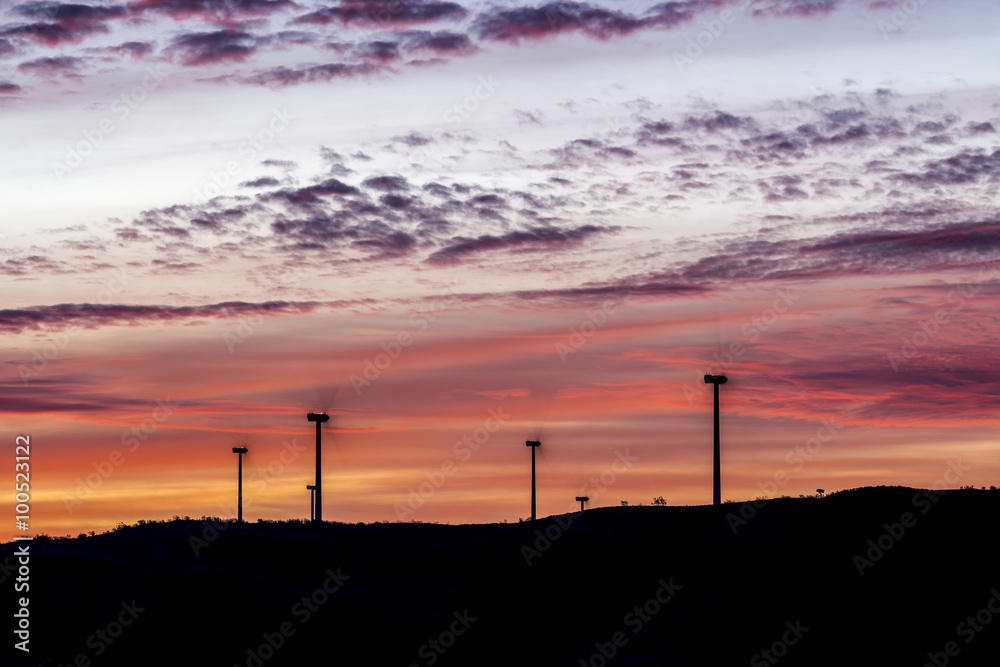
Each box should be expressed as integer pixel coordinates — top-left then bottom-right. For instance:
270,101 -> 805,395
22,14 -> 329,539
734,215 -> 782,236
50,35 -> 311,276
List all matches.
315,417 -> 322,522
704,375 -> 728,506
526,440 -> 541,520
713,381 -> 720,505
232,447 -> 248,523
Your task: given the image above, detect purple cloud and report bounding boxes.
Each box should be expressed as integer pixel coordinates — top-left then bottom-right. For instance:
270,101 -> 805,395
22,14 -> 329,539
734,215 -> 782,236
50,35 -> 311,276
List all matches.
241,61 -> 382,87
167,30 -> 259,66
17,54 -> 84,78
426,223 -> 620,265
294,0 -> 467,27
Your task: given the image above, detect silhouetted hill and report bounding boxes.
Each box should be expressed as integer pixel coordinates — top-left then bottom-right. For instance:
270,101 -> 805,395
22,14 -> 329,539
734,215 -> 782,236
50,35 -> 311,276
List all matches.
4,486 -> 999,666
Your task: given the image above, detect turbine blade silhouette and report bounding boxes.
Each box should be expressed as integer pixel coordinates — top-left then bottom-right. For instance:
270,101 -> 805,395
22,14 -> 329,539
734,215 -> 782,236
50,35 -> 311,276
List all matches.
230,431 -> 255,451
531,425 -> 553,472
301,381 -> 343,414
528,387 -> 558,470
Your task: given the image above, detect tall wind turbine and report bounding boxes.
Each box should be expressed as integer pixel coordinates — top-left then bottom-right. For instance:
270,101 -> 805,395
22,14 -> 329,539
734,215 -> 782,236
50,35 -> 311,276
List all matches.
526,440 -> 541,520
232,447 -> 248,523
307,412 -> 330,523
575,495 -> 589,513
703,374 -> 728,505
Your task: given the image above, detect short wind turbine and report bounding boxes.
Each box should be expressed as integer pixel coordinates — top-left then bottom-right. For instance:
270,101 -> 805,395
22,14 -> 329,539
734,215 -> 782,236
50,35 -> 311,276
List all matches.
306,484 -> 316,521
232,446 -> 248,523
526,440 -> 541,520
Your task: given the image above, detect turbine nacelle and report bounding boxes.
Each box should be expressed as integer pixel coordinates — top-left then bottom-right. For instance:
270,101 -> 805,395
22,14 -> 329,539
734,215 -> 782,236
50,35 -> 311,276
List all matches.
307,413 -> 330,423
703,374 -> 728,385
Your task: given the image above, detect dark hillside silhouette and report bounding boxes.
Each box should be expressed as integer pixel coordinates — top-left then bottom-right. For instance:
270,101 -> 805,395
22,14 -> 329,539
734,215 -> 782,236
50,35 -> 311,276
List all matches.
4,486 -> 998,666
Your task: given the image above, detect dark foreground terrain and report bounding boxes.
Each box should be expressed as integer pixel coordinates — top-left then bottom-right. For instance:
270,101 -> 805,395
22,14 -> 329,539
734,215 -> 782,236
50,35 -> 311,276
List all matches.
4,486 -> 999,666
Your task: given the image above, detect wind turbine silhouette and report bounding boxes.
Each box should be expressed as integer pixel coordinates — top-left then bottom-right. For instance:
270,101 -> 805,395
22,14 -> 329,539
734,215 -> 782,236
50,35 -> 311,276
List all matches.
307,412 -> 330,523
306,484 -> 316,521
524,396 -> 553,521
300,382 -> 343,524
704,374 -> 728,505
232,446 -> 248,523
526,439 -> 541,521
525,414 -> 554,522
497,387 -> 553,521
229,433 -> 253,523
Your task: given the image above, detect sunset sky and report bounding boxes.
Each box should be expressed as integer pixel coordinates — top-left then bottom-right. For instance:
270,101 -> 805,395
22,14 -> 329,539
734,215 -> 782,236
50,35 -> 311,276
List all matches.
2,0 -> 998,541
